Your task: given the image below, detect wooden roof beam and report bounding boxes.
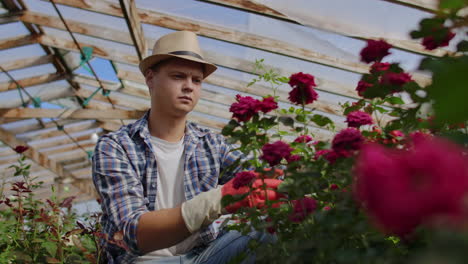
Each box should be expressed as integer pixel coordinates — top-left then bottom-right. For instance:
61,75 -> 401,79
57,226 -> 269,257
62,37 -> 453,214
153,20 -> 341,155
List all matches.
26,10 -> 430,93
0,34 -> 38,50
1,54 -> 54,72
119,0 -> 146,60
0,73 -> 67,92
0,108 -> 146,120
44,0 -> 369,74
199,0 -> 449,57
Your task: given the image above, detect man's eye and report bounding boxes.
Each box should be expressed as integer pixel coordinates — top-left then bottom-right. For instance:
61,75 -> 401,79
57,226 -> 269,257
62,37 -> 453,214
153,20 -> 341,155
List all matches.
193,79 -> 202,84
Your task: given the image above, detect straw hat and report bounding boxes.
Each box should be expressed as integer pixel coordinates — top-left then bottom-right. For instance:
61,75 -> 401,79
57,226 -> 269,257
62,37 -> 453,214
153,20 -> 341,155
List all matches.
139,31 -> 217,78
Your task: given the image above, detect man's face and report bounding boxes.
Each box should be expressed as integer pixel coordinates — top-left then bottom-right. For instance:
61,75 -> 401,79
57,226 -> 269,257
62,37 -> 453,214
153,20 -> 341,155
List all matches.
145,58 -> 204,118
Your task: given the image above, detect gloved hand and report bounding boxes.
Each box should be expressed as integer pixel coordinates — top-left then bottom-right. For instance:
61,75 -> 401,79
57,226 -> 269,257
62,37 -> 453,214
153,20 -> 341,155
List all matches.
222,177 -> 284,213
181,170 -> 283,233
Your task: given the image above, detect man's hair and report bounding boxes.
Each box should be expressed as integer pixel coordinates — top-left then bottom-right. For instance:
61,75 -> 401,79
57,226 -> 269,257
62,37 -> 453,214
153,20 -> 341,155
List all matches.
146,57 -> 206,77
147,58 -> 175,74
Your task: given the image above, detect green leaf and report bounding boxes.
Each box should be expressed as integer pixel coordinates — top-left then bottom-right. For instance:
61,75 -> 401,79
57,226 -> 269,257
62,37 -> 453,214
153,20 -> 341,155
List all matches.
457,40 -> 468,52
425,56 -> 468,124
295,114 -> 306,123
42,241 -> 57,257
278,116 -> 294,127
310,114 -> 334,127
385,96 -> 405,105
221,120 -> 239,136
277,76 -> 289,83
374,106 -> 389,114
439,0 -> 467,10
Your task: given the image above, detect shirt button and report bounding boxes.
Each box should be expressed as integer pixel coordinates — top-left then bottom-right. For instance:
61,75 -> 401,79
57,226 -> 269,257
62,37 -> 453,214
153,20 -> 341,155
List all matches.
151,183 -> 156,188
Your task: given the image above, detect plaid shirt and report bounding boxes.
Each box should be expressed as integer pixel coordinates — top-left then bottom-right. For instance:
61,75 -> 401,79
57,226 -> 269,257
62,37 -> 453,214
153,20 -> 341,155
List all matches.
92,112 -> 243,263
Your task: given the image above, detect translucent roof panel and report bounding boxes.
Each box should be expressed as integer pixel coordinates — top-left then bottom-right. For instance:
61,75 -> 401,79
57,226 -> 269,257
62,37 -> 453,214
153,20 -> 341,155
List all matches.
74,57 -> 120,83
0,44 -> 47,64
0,21 -> 30,38
0,64 -> 56,82
24,0 -> 130,33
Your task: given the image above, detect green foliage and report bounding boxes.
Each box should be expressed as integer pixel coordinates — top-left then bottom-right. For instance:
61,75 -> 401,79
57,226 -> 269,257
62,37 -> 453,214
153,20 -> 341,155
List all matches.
421,55 -> 468,124
220,2 -> 468,263
0,153 -> 103,264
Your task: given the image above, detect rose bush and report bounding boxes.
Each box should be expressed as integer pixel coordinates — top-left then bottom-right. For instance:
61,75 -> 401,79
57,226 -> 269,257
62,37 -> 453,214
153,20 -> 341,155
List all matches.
221,1 -> 468,263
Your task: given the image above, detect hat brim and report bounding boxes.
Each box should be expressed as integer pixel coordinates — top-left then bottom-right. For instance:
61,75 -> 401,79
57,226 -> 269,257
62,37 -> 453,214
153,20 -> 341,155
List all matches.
139,54 -> 217,79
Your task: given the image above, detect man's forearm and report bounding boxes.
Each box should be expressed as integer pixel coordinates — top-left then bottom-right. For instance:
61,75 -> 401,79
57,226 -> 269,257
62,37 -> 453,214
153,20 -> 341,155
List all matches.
136,206 -> 191,254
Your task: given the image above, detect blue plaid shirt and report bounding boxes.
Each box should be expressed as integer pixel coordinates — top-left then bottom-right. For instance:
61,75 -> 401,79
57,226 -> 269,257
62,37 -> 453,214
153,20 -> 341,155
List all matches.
92,112 -> 243,263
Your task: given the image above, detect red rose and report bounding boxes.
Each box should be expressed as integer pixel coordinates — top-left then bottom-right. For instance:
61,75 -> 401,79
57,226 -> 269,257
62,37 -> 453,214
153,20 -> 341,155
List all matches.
288,86 -> 319,105
229,94 -> 261,122
288,72 -> 319,105
14,145 -> 29,154
346,111 -> 373,128
294,135 -> 313,143
260,141 -> 294,166
314,149 -> 348,164
380,72 -> 412,87
259,96 -> 278,113
286,154 -> 301,163
289,197 -> 317,223
422,30 -> 455,50
332,128 -> 364,152
370,62 -> 391,74
356,80 -> 373,97
360,40 -> 392,63
233,171 -> 257,189
330,184 -> 338,190
288,72 -> 317,88
314,149 -> 332,160
354,138 -> 468,236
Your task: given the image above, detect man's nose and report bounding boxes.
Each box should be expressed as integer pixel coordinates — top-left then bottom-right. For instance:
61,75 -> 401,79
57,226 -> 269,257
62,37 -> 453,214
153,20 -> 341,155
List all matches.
182,78 -> 195,93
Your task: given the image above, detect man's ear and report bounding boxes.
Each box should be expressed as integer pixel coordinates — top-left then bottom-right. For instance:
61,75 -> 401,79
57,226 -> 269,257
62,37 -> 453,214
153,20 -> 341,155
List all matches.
144,69 -> 154,84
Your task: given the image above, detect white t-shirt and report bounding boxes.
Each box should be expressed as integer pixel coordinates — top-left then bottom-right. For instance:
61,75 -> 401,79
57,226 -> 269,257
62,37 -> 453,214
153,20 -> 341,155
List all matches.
136,135 -> 200,262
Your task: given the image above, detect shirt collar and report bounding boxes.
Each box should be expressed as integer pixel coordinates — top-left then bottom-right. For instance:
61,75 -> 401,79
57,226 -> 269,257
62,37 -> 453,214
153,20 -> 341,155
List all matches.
129,110 -> 209,141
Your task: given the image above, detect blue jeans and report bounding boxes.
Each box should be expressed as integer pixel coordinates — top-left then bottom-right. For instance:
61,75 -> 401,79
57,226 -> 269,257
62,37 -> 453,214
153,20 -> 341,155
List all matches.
141,230 -> 275,264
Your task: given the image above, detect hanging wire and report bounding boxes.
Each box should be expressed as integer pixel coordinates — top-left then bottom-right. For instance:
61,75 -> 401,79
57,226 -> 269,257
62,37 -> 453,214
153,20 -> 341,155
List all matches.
49,0 -> 124,126
0,66 -> 91,159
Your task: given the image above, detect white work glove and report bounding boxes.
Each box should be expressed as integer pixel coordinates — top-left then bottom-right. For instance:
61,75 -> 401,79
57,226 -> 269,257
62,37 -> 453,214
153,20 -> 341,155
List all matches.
181,186 -> 223,233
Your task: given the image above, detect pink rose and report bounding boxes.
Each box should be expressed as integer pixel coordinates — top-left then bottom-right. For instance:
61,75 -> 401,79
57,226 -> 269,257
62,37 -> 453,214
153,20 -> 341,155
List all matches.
288,72 -> 319,105
356,80 -> 373,97
233,171 -> 257,189
259,96 -> 278,113
360,40 -> 392,63
261,141 -> 294,166
409,131 -> 432,145
229,94 -> 261,122
294,135 -> 313,143
389,130 -> 404,138
289,197 -> 317,223
354,138 -> 468,236
370,62 -> 391,74
332,128 -> 364,152
346,111 -> 373,128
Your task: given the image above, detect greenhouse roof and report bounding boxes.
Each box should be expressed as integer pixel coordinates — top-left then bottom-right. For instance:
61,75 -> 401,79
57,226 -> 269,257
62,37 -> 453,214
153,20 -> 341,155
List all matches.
0,0 -> 453,201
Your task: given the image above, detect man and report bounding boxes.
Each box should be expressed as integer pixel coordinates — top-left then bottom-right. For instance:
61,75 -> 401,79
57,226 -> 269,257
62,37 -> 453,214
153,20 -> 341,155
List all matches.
92,31 -> 279,263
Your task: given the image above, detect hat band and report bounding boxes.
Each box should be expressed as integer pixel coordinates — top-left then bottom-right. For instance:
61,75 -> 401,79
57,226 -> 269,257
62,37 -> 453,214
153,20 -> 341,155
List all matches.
168,51 -> 204,60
